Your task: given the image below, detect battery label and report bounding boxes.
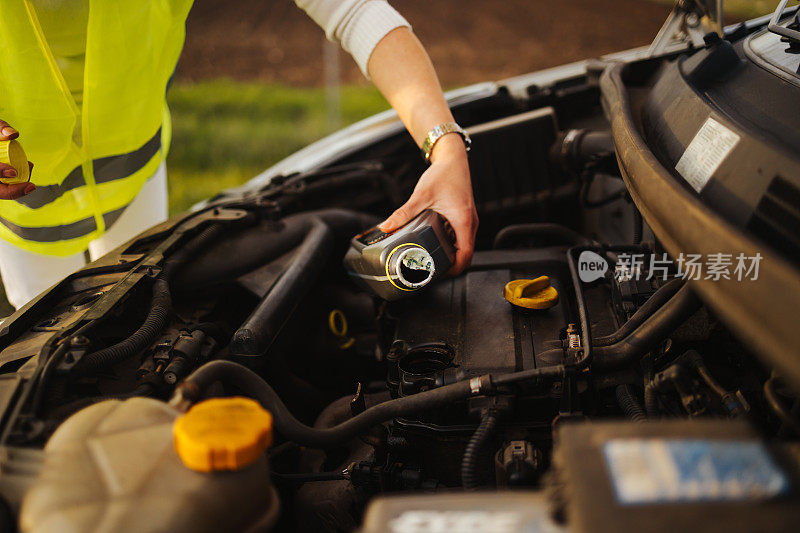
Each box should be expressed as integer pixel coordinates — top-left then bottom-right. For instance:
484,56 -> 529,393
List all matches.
603,439 -> 790,505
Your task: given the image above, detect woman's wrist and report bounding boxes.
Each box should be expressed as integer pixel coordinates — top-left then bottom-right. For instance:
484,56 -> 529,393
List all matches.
428,132 -> 468,164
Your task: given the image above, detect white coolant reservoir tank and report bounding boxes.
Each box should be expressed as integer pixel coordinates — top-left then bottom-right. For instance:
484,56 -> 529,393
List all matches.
19,397 -> 279,533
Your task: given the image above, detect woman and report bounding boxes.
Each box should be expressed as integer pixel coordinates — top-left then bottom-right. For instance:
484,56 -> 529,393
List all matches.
0,0 -> 477,310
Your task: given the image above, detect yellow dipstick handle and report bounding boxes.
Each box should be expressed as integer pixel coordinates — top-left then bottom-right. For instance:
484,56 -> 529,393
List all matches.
0,140 -> 31,184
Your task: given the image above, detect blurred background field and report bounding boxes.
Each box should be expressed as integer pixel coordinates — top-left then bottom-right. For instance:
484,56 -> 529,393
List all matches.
166,82 -> 388,213
168,0 -> 763,214
0,0 -> 779,314
167,0 -> 676,213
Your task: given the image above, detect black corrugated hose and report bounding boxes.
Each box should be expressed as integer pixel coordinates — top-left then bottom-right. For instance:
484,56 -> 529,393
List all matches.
644,382 -> 660,417
461,410 -> 499,491
616,384 -> 647,422
632,209 -> 643,244
72,223 -> 227,376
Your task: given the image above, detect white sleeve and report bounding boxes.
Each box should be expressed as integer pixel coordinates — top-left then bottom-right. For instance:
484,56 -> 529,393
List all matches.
294,0 -> 411,78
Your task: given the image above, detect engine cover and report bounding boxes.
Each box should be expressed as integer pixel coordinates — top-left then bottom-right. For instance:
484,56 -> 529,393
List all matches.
384,247 -> 574,430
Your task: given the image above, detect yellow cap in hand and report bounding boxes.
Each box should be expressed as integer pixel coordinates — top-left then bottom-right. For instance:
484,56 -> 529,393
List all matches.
504,275 -> 559,309
173,397 -> 273,473
0,140 -> 30,185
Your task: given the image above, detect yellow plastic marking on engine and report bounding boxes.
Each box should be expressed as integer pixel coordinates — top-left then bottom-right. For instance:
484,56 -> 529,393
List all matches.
0,140 -> 31,184
328,309 -> 356,349
173,397 -> 273,473
504,276 -> 559,309
338,337 -> 355,349
328,309 -> 348,337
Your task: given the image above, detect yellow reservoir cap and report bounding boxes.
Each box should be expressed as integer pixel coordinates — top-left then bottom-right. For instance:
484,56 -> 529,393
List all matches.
0,140 -> 30,184
173,397 -> 273,473
504,276 -> 559,309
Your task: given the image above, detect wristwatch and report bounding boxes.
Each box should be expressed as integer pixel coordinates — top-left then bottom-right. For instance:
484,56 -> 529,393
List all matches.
420,122 -> 471,163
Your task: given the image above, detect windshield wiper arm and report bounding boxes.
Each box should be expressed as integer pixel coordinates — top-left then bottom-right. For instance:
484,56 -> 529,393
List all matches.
768,0 -> 800,44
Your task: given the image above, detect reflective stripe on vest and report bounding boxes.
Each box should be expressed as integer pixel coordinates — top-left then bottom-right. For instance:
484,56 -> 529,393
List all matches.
0,1 -> 190,257
0,205 -> 128,243
15,128 -> 162,211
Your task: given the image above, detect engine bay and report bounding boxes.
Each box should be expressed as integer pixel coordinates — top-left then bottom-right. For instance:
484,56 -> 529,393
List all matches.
1,8 -> 800,532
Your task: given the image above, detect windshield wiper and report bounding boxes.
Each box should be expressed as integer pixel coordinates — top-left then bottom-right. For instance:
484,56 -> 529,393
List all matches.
768,0 -> 800,48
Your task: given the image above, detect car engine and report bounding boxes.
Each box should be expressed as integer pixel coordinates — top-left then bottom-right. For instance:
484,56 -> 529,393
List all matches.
1,4 -> 800,532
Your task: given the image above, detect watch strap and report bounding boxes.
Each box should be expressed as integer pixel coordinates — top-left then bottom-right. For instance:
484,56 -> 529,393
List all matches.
420,122 -> 471,163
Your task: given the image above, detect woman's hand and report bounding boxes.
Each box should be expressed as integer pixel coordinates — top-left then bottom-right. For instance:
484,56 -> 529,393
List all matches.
379,134 -> 478,274
0,120 -> 36,200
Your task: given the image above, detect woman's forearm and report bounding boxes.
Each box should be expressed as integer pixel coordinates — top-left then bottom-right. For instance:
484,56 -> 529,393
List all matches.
366,27 -> 463,159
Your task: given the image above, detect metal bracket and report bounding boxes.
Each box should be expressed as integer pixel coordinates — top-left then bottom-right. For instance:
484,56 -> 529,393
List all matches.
768,0 -> 800,43
649,0 -> 725,57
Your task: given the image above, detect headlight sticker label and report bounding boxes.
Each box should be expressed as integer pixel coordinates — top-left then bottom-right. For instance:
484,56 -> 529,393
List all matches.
675,117 -> 741,193
603,439 -> 790,505
389,511 -> 524,533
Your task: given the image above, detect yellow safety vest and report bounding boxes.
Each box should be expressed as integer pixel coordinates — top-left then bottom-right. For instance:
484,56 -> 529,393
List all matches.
0,0 -> 192,256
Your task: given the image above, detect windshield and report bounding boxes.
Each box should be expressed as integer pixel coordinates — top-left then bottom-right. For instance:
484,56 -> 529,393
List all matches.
700,0 -> 725,34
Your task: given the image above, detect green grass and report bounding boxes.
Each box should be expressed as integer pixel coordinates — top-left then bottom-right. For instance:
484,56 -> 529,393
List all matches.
647,0 -> 792,19
165,80 -> 389,214
721,0 -> 784,18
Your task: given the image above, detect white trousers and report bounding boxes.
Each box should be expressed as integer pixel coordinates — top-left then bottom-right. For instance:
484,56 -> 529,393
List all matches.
0,163 -> 168,310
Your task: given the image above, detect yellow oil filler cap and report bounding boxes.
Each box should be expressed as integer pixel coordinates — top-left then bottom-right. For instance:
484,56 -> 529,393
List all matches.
504,276 -> 559,309
0,140 -> 30,184
173,397 -> 273,473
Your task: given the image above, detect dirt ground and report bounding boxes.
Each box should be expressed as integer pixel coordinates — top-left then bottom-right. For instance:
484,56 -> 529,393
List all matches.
178,0 -> 673,86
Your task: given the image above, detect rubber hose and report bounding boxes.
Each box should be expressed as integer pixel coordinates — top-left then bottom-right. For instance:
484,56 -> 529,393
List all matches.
592,284 -> 701,369
230,217 -> 334,356
272,471 -> 347,483
493,223 -> 590,249
492,364 -> 565,386
554,129 -> 614,172
461,411 -> 499,491
314,395 -> 355,430
576,130 -> 615,158
764,378 -> 800,437
594,277 -> 684,346
616,384 -> 647,422
176,360 -> 476,449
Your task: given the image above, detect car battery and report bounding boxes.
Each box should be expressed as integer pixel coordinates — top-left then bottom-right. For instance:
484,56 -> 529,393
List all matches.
551,420 -> 800,533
